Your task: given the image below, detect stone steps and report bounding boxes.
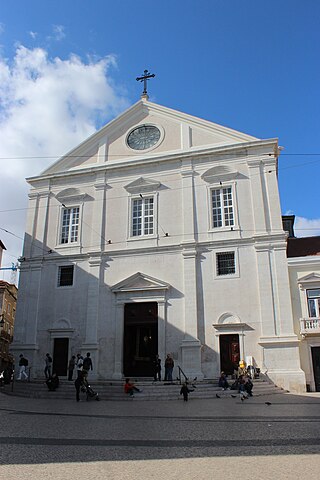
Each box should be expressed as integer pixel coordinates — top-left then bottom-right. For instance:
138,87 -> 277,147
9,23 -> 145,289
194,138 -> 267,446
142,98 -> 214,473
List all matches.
0,378 -> 286,401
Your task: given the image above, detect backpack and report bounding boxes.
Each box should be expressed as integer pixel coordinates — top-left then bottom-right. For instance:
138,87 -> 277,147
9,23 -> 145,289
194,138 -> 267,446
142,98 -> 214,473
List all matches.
48,356 -> 52,363
23,358 -> 28,366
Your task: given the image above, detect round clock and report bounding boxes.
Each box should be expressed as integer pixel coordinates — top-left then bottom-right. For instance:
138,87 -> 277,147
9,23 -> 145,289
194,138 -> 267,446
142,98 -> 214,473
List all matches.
127,125 -> 161,150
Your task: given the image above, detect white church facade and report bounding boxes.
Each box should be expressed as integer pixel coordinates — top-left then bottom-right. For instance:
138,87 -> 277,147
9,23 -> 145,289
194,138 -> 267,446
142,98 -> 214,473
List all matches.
12,98 -> 306,392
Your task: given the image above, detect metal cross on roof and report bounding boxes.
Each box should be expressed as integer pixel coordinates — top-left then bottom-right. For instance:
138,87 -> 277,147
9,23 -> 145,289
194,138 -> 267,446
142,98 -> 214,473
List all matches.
136,69 -> 155,97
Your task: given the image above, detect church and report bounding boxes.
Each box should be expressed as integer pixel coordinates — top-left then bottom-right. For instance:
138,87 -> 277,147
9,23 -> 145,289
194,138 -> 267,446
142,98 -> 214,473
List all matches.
11,90 -> 306,393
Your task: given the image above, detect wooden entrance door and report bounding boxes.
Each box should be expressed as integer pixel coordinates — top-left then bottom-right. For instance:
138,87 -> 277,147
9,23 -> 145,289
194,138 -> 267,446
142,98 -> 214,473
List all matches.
311,346 -> 320,391
53,338 -> 69,376
219,334 -> 240,375
124,302 -> 158,377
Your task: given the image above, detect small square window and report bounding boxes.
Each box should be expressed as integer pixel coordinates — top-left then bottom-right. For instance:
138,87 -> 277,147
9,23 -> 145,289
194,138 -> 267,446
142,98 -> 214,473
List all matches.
216,252 -> 235,276
58,265 -> 74,287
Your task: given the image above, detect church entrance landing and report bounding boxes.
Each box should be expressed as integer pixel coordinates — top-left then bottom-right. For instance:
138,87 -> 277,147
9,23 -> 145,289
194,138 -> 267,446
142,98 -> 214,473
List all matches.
123,302 -> 158,377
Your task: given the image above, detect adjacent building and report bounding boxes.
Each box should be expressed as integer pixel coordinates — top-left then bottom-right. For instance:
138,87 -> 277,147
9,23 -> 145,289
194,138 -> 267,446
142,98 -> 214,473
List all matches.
286,216 -> 320,391
0,280 -> 17,370
11,98 -> 306,392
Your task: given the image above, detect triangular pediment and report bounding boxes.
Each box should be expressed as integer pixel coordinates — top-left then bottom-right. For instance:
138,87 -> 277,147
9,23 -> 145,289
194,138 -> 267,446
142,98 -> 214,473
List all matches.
124,177 -> 161,194
32,99 -> 263,179
298,273 -> 320,286
111,272 -> 170,293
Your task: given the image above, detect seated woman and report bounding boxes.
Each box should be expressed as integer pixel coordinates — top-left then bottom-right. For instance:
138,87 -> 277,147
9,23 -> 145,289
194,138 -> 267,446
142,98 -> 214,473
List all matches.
218,371 -> 229,390
46,373 -> 60,391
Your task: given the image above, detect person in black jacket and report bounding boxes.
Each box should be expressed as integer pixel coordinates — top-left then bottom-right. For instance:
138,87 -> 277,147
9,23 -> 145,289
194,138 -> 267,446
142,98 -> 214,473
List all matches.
180,382 -> 194,402
46,373 -> 59,391
17,354 -> 28,381
82,352 -> 93,374
153,354 -> 161,381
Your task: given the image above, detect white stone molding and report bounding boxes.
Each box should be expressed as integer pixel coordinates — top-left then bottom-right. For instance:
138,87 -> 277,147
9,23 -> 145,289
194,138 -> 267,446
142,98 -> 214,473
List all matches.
201,165 -> 239,184
124,177 -> 161,194
55,187 -> 89,204
298,273 -> 320,290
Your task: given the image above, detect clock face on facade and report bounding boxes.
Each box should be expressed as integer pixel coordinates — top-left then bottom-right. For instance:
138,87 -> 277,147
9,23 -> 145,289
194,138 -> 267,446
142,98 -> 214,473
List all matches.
127,125 -> 161,150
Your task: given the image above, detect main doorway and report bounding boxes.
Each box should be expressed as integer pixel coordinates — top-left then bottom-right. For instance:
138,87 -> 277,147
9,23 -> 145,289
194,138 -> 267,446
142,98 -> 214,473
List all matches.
123,302 -> 158,377
219,334 -> 240,376
53,338 -> 69,376
311,346 -> 320,391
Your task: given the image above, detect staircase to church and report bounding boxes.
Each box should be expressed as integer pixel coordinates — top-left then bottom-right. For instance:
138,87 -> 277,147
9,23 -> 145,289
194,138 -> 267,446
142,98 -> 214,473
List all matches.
0,376 -> 287,401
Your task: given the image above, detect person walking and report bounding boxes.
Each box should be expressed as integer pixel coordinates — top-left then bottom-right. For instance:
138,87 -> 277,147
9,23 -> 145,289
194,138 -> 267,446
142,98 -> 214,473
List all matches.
17,354 -> 28,380
74,370 -> 87,402
180,382 -> 194,402
44,353 -> 53,379
164,354 -> 174,382
68,355 -> 76,381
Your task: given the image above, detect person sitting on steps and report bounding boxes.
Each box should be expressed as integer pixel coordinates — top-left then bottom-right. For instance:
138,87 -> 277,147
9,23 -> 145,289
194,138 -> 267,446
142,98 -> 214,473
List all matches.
124,378 -> 142,398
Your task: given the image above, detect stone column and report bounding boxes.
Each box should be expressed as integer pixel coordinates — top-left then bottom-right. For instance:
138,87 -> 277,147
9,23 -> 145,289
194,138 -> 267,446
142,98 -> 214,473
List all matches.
158,300 -> 166,366
180,161 -> 196,243
89,173 -> 107,253
82,257 -> 101,379
256,244 -> 306,393
35,191 -> 51,252
24,192 -> 39,259
247,159 -> 268,235
255,244 -> 278,337
112,302 -> 124,379
180,248 -> 203,379
263,158 -> 283,232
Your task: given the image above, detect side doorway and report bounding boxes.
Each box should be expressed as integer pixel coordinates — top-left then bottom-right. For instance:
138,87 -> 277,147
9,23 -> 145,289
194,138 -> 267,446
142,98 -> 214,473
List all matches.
123,302 -> 158,377
52,338 -> 69,376
311,346 -> 320,391
219,334 -> 240,376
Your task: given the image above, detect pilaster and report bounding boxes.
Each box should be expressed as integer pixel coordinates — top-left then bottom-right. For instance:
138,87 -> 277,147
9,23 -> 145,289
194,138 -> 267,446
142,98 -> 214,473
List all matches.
180,161 -> 196,243
180,248 -> 203,379
247,159 -> 268,235
89,172 -> 108,253
112,302 -> 124,379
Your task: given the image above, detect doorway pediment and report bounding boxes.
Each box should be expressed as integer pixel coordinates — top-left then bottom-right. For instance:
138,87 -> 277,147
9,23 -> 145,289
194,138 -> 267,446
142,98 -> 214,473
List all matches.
298,273 -> 320,287
111,272 -> 170,293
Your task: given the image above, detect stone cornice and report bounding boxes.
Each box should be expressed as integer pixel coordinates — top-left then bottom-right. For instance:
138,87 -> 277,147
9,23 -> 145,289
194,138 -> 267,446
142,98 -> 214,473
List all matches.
26,139 -> 279,185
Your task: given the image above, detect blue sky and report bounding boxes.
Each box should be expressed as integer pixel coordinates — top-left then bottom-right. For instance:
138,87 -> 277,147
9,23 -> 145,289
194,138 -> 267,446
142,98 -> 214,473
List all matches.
0,0 -> 319,277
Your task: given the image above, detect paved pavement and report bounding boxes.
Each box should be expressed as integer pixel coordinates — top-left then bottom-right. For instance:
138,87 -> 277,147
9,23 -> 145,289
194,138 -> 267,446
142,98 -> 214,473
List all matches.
1,391 -> 320,479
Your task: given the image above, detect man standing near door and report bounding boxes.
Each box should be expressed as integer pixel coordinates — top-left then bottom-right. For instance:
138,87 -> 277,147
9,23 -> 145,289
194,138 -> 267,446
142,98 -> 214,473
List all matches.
164,354 -> 174,382
44,353 -> 53,379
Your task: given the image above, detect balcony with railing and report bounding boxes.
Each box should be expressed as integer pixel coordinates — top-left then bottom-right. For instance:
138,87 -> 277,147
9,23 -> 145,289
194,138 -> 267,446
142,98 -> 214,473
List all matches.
300,317 -> 320,336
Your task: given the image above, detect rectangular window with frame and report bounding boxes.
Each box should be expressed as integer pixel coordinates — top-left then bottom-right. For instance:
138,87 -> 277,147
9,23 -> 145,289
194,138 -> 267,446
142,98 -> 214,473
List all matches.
58,265 -> 74,287
132,197 -> 154,237
307,289 -> 320,317
216,252 -> 236,276
60,207 -> 80,244
211,186 -> 234,228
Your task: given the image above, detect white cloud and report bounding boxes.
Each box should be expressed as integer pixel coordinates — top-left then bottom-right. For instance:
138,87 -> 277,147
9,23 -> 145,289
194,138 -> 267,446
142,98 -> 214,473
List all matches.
294,216 -> 320,238
0,45 -> 129,275
52,25 -> 66,41
29,31 -> 38,40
